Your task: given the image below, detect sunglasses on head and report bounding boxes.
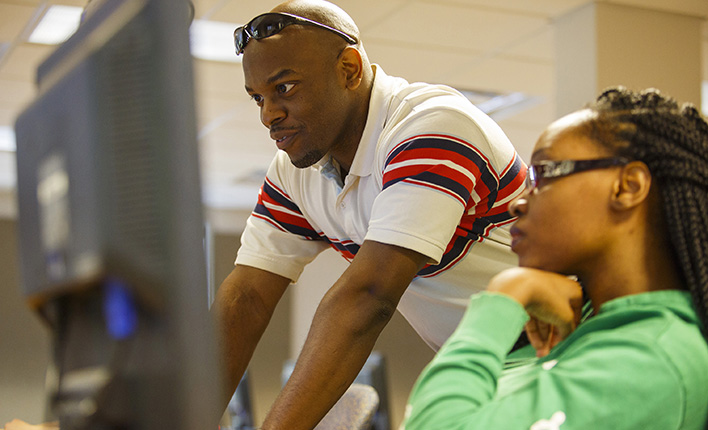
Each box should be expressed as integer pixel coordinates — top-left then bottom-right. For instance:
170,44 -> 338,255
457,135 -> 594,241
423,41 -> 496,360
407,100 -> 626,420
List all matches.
526,157 -> 629,190
234,12 -> 357,55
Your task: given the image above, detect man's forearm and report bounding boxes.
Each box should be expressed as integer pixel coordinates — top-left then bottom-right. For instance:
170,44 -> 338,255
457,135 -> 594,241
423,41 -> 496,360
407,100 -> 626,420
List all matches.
214,290 -> 269,406
261,287 -> 396,430
260,240 -> 426,429
213,266 -> 290,409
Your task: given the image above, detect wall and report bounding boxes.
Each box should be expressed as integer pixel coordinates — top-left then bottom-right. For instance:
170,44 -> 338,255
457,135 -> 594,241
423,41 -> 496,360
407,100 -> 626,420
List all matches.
555,2 -> 703,116
0,218 -> 51,425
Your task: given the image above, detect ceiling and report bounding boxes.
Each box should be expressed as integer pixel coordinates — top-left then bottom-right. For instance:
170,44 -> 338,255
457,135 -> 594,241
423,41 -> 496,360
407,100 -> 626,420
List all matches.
1,0 -> 707,225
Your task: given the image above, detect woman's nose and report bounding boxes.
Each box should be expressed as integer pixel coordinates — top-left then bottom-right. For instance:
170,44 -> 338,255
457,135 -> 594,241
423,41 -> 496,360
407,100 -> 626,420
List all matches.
509,191 -> 529,217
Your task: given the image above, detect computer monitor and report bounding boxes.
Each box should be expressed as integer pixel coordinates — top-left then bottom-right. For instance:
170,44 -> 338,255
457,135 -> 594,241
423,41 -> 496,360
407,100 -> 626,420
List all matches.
14,0 -> 222,428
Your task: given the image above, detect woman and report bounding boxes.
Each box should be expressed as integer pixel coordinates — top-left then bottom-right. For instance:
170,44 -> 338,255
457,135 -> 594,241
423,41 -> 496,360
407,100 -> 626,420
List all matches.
403,87 -> 708,429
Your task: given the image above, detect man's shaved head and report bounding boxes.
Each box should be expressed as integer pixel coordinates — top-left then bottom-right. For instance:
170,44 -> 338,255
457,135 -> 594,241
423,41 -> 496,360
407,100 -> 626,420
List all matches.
271,0 -> 361,46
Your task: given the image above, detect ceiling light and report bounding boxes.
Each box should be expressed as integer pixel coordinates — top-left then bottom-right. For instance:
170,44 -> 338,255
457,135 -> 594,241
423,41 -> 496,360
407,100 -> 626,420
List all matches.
0,127 -> 16,152
27,7 -> 242,64
28,5 -> 84,45
190,19 -> 241,63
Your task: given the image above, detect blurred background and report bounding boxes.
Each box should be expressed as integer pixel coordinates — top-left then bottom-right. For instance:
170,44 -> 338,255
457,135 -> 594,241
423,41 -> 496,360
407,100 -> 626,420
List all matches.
0,0 -> 706,428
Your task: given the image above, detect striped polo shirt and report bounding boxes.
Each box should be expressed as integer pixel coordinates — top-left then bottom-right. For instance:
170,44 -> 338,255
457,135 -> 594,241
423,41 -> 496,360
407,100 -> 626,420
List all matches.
236,65 -> 527,349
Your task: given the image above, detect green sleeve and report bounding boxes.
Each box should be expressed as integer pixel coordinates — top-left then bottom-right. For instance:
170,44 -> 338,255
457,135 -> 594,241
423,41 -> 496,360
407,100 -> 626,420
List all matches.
404,292 -> 529,429
403,294 -> 691,430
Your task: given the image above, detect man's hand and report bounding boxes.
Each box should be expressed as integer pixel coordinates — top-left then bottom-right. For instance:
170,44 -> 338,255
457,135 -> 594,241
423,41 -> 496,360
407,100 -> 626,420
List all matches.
487,267 -> 583,357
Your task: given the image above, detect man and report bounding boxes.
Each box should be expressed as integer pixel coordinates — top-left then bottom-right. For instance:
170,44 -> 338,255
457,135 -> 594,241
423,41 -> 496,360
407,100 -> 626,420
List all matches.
214,1 -> 527,428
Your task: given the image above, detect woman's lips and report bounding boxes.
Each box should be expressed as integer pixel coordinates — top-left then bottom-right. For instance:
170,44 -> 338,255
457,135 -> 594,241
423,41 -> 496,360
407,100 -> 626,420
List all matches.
510,226 -> 523,252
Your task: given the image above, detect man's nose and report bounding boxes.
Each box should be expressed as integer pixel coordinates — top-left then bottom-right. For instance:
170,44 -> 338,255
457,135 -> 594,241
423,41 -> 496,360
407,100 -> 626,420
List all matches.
260,99 -> 286,128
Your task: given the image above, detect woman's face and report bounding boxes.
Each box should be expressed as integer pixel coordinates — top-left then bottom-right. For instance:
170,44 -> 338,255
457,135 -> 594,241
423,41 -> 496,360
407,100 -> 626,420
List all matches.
509,110 -> 624,277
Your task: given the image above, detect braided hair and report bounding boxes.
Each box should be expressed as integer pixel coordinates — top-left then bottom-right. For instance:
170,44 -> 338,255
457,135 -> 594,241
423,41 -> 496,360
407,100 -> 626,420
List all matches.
581,87 -> 708,337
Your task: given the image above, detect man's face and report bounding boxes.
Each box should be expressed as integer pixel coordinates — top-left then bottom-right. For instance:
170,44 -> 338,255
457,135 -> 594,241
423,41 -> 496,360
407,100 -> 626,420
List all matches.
242,27 -> 350,168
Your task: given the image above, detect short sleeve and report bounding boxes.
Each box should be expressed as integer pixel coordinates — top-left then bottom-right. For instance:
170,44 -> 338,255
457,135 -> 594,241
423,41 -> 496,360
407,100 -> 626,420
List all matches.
366,105 -> 520,264
235,158 -> 329,282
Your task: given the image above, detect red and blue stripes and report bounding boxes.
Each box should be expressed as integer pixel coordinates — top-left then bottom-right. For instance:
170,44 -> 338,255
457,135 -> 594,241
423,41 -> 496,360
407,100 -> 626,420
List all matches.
253,177 -> 321,240
253,177 -> 360,260
253,134 -> 526,276
384,134 -> 525,277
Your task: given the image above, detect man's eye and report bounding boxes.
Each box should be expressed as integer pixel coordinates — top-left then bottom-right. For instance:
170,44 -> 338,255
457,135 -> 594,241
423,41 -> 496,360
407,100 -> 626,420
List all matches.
250,94 -> 263,104
276,83 -> 295,94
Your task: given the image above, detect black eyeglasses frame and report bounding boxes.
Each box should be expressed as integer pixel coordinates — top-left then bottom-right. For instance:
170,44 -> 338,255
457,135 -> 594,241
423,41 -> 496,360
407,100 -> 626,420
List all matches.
526,157 -> 630,190
234,12 -> 357,55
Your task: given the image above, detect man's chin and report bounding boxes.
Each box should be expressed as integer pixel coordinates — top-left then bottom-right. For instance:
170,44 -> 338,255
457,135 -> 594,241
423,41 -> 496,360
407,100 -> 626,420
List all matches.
289,151 -> 325,169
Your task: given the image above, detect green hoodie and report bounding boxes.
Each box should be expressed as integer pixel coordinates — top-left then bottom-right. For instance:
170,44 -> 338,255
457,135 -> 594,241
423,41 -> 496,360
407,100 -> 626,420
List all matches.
404,290 -> 708,430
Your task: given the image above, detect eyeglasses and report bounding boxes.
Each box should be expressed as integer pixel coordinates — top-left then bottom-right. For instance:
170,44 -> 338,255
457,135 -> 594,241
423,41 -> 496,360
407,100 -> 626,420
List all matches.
234,12 -> 357,55
526,157 -> 629,190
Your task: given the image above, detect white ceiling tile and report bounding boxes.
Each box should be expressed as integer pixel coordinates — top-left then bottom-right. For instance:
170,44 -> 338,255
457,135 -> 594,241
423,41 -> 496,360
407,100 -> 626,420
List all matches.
424,0 -> 590,18
201,0 -> 281,23
367,39 -> 553,96
327,0 -> 411,32
198,0 -> 411,29
0,78 -> 36,105
0,43 -> 53,80
604,0 -> 708,18
0,4 -> 39,41
364,41 -> 479,87
191,0 -> 227,20
49,0 -> 87,6
364,2 -> 548,54
502,24 -> 554,62
0,107 -> 19,126
4,0 -> 42,5
445,56 -> 554,95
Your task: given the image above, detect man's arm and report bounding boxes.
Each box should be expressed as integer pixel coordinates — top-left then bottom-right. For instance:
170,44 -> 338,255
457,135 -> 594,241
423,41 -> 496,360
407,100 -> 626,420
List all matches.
213,264 -> 291,408
261,240 -> 428,430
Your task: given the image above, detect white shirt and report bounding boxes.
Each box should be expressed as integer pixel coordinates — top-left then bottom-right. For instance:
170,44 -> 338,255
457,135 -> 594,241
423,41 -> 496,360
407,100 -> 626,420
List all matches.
236,66 -> 526,349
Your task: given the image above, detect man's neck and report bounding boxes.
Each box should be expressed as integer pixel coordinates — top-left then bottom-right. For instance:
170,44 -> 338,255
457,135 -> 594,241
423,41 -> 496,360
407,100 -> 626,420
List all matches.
330,65 -> 376,178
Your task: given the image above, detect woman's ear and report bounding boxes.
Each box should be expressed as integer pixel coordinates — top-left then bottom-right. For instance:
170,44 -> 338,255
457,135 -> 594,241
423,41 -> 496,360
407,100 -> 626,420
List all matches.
338,46 -> 363,90
611,161 -> 652,210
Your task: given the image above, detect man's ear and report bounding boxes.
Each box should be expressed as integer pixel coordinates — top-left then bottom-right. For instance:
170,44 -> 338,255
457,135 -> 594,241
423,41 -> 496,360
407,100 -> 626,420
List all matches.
611,161 -> 652,210
338,46 -> 363,90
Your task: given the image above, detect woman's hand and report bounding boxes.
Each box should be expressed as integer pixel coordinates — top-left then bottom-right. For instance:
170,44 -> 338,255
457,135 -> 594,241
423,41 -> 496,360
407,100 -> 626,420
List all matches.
487,267 -> 583,357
